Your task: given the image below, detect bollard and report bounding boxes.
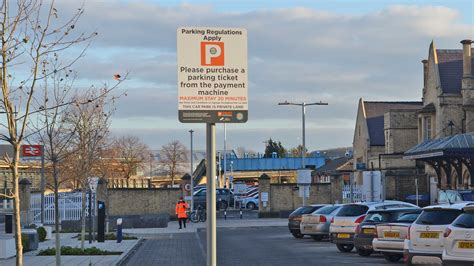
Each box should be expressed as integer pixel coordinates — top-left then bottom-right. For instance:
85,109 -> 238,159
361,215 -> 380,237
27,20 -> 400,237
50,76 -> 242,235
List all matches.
117,218 -> 123,243
240,207 -> 243,219
224,210 -> 227,220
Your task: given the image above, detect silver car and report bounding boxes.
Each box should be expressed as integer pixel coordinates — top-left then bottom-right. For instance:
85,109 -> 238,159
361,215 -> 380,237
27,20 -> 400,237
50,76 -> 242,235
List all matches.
300,204 -> 343,241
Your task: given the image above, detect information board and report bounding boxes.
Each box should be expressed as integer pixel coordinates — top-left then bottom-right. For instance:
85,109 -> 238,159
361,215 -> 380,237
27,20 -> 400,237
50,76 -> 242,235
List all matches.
177,27 -> 248,123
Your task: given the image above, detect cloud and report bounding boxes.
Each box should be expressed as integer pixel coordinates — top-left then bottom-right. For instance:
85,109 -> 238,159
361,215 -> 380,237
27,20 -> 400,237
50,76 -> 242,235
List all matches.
54,1 -> 472,151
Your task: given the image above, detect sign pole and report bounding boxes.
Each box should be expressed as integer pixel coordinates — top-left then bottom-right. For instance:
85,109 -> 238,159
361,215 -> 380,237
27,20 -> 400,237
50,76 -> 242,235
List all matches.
206,123 -> 217,266
40,145 -> 45,224
189,129 -> 194,212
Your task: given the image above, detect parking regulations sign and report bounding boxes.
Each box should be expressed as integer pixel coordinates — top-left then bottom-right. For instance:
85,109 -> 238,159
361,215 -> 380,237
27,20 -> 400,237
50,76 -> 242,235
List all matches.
177,27 -> 248,123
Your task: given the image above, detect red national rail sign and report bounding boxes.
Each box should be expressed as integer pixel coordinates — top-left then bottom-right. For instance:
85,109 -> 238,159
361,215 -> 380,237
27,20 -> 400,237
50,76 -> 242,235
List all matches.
21,145 -> 42,157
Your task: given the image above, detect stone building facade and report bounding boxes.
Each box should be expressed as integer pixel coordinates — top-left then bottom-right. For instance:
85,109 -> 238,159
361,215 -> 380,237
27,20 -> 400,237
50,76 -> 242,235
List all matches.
412,39 -> 474,188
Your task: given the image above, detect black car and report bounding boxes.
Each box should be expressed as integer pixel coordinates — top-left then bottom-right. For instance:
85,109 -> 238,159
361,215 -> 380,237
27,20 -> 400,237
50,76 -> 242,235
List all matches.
288,205 -> 325,238
353,208 -> 421,257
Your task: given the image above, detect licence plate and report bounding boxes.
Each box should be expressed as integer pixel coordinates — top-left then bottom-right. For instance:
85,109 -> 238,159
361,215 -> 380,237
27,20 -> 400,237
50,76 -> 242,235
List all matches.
304,226 -> 312,231
337,233 -> 350,239
383,231 -> 400,238
458,241 -> 474,249
363,228 -> 375,234
420,232 -> 439,238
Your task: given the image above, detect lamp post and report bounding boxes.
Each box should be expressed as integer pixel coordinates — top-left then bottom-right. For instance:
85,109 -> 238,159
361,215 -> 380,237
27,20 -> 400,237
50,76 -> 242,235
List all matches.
278,101 -> 328,205
189,129 -> 194,211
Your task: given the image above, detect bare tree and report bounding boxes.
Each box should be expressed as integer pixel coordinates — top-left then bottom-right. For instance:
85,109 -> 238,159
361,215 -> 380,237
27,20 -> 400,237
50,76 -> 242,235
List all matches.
66,88 -> 117,250
0,1 -> 96,263
159,141 -> 188,186
113,135 -> 150,179
30,59 -> 77,266
236,146 -> 257,158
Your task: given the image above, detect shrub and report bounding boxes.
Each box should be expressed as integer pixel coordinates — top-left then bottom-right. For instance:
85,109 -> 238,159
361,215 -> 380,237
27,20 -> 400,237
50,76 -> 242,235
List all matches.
37,227 -> 47,242
37,246 -> 122,256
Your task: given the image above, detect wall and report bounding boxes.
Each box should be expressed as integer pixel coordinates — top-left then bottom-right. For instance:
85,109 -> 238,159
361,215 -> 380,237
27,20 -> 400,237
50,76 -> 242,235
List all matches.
259,174 -> 342,216
385,172 -> 429,201
107,188 -> 181,217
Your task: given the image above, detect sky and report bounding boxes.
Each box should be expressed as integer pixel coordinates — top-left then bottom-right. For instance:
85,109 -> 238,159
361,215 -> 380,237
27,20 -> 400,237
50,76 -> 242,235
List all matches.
55,0 -> 474,152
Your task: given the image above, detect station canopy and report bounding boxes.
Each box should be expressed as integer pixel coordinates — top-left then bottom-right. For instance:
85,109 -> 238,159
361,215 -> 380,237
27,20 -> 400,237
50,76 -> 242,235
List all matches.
404,132 -> 474,187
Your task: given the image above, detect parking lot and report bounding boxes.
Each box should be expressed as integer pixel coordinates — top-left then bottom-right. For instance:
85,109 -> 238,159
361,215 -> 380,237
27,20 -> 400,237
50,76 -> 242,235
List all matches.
125,226 -> 404,265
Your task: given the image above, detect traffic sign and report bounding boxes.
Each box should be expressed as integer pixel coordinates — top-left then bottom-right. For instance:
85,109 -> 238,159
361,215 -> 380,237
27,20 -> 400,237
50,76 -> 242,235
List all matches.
184,183 -> 192,192
177,27 -> 248,123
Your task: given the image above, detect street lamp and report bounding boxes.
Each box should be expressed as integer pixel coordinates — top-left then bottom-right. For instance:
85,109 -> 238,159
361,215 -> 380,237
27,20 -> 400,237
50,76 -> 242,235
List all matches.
189,129 -> 194,211
278,100 -> 328,205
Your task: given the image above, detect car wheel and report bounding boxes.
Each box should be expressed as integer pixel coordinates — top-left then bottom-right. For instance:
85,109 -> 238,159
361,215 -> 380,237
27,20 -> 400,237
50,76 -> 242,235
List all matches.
383,253 -> 402,262
356,248 -> 373,257
291,232 -> 304,239
336,244 -> 354,253
311,235 -> 324,241
247,202 -> 256,210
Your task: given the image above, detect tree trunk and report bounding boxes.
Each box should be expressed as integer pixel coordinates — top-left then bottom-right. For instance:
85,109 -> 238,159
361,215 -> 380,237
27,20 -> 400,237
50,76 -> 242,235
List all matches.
80,188 -> 86,250
53,163 -> 61,266
12,145 -> 23,266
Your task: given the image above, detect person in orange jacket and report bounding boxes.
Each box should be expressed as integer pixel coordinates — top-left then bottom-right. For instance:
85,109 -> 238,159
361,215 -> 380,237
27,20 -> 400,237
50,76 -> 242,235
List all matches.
175,197 -> 189,229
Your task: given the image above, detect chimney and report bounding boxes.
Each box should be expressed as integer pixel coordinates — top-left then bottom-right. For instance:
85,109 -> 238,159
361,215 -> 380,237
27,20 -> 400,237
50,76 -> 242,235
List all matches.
422,59 -> 428,88
461,39 -> 472,77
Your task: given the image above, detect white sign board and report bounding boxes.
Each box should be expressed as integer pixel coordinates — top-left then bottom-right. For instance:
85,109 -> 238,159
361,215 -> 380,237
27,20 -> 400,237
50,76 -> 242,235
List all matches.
261,192 -> 269,202
362,171 -> 382,202
177,27 -> 248,123
297,169 -> 312,185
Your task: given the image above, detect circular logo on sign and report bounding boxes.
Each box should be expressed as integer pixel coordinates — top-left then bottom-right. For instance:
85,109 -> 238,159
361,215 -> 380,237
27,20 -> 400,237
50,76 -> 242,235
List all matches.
210,47 -> 218,55
184,183 -> 191,192
236,112 -> 244,121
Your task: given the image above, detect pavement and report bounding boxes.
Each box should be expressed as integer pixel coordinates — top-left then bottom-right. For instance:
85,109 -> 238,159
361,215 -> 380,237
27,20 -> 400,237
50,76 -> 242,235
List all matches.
0,232 -> 139,266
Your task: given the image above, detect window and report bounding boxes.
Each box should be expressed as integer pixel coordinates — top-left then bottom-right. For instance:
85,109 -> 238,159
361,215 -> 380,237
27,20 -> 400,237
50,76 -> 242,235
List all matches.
452,213 -> 474,228
424,116 -> 432,141
396,212 -> 422,223
365,212 -> 392,222
314,205 -> 340,215
415,209 -> 462,225
337,204 -> 369,217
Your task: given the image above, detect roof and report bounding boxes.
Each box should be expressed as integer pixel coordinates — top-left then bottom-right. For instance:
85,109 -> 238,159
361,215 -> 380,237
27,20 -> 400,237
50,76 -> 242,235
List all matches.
436,49 -> 474,94
404,132 -> 474,159
313,157 -> 350,175
363,101 -> 422,146
423,202 -> 474,210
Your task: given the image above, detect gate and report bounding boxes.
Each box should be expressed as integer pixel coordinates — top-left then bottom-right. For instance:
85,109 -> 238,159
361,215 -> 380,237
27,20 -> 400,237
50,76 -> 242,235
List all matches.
31,192 -> 90,224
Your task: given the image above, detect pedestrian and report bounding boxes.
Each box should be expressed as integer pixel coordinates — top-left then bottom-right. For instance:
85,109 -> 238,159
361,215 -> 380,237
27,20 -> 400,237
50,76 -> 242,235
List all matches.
175,196 -> 189,229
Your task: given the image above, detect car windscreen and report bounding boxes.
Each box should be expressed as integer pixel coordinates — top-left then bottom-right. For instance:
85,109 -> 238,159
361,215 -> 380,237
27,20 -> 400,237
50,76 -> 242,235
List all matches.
337,205 -> 369,217
415,209 -> 462,225
460,192 -> 474,201
452,213 -> 474,229
314,205 -> 340,215
395,212 -> 421,223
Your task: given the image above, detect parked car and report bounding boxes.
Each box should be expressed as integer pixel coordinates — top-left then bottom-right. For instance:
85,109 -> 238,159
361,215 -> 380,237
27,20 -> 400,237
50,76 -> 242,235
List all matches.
404,202 -> 468,265
193,188 -> 232,210
242,196 -> 259,210
300,204 -> 343,241
330,200 -> 418,253
372,209 -> 423,262
288,204 -> 326,238
442,203 -> 474,265
353,207 -> 421,257
438,190 -> 474,204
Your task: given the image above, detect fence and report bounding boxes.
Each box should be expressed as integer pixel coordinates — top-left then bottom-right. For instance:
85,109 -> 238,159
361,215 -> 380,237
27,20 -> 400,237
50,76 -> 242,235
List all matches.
108,178 -> 151,189
342,185 -> 362,203
30,192 -> 90,224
